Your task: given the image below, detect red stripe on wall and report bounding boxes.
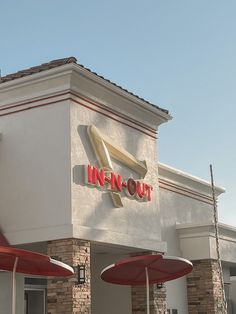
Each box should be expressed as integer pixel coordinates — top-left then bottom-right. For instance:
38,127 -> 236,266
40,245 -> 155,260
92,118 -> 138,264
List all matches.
0,92 -> 157,139
159,179 -> 213,205
70,97 -> 157,139
71,92 -> 157,134
0,91 -> 70,111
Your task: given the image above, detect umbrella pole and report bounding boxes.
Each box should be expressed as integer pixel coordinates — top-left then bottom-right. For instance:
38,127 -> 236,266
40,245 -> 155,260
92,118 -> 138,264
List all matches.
12,257 -> 18,314
145,267 -> 150,314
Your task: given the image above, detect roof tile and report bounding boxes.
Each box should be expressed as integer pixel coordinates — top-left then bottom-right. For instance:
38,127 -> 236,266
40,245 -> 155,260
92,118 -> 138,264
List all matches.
0,57 -> 169,115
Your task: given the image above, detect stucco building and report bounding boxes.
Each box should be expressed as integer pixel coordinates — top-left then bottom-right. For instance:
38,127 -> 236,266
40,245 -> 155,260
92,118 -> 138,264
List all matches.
0,57 -> 236,313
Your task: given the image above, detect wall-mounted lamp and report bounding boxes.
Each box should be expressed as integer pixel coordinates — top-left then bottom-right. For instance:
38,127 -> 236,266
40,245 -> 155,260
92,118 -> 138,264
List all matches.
78,265 -> 86,284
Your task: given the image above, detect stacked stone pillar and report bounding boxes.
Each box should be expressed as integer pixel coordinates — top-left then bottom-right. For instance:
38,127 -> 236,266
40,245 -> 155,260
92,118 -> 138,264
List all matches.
187,259 -> 226,314
131,284 -> 167,313
47,238 -> 91,314
131,252 -> 167,314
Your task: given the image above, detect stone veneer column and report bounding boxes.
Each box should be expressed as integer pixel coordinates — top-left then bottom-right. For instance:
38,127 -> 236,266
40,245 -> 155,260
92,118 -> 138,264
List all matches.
131,284 -> 167,313
131,252 -> 167,313
47,239 -> 91,314
187,259 -> 225,314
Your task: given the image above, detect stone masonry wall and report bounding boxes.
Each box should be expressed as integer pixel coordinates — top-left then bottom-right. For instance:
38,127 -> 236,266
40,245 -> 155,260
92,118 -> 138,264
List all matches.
47,239 -> 91,314
187,259 -> 226,314
131,252 -> 167,314
131,284 -> 167,314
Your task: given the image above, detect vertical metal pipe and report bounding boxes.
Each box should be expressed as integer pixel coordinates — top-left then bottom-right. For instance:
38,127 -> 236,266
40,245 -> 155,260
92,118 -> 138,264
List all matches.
210,165 -> 227,313
145,267 -> 150,314
12,257 -> 18,314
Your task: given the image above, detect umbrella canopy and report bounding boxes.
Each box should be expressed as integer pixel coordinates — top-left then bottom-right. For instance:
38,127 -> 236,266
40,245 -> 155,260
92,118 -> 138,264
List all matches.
101,254 -> 192,285
0,245 -> 73,276
0,232 -> 74,314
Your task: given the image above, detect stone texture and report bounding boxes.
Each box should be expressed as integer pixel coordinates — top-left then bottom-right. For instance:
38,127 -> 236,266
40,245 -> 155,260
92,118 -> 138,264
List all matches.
130,252 -> 167,314
47,238 -> 91,314
187,259 -> 226,314
131,284 -> 167,314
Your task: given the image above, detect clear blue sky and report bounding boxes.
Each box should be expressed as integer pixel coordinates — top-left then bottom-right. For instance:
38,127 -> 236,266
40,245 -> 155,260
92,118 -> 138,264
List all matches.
1,0 -> 235,224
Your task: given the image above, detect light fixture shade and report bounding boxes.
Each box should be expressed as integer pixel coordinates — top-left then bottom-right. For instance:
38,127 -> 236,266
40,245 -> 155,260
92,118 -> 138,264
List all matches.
78,265 -> 86,284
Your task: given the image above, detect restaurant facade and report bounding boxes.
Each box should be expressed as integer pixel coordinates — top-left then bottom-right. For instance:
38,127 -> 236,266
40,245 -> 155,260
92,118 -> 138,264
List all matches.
0,57 -> 236,313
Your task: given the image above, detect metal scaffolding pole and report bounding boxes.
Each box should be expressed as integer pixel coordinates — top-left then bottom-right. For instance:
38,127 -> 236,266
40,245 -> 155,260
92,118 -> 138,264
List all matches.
210,164 -> 227,313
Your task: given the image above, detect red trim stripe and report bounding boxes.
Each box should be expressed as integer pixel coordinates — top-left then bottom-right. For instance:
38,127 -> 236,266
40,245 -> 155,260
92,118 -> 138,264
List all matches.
159,179 -> 213,205
71,97 -> 157,139
71,92 -> 156,134
0,91 -> 70,111
0,98 -> 71,117
0,92 -> 157,139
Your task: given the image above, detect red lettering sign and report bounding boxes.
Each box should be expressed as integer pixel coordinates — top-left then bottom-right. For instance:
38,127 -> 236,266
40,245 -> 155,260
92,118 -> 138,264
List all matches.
85,165 -> 153,202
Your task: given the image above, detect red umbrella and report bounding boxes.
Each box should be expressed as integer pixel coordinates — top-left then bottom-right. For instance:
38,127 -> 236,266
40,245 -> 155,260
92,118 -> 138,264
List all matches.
0,234 -> 74,314
0,246 -> 73,276
101,254 -> 192,314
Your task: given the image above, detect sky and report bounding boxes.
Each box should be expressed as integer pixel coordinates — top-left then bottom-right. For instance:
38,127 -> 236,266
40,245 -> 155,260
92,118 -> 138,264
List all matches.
0,0 -> 235,225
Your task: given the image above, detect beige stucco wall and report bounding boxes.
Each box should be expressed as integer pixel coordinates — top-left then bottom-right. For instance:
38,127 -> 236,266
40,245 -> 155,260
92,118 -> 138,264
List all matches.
158,163 -> 224,314
70,101 -> 165,251
0,101 -> 72,245
0,64 -> 169,251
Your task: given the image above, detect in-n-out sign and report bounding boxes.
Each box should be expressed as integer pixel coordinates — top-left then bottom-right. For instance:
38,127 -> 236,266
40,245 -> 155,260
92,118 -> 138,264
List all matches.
87,125 -> 153,207
86,165 -> 153,202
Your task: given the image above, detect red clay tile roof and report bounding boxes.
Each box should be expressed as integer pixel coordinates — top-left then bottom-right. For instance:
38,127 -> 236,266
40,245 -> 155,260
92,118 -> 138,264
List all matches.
0,57 -> 77,83
0,57 -> 169,115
